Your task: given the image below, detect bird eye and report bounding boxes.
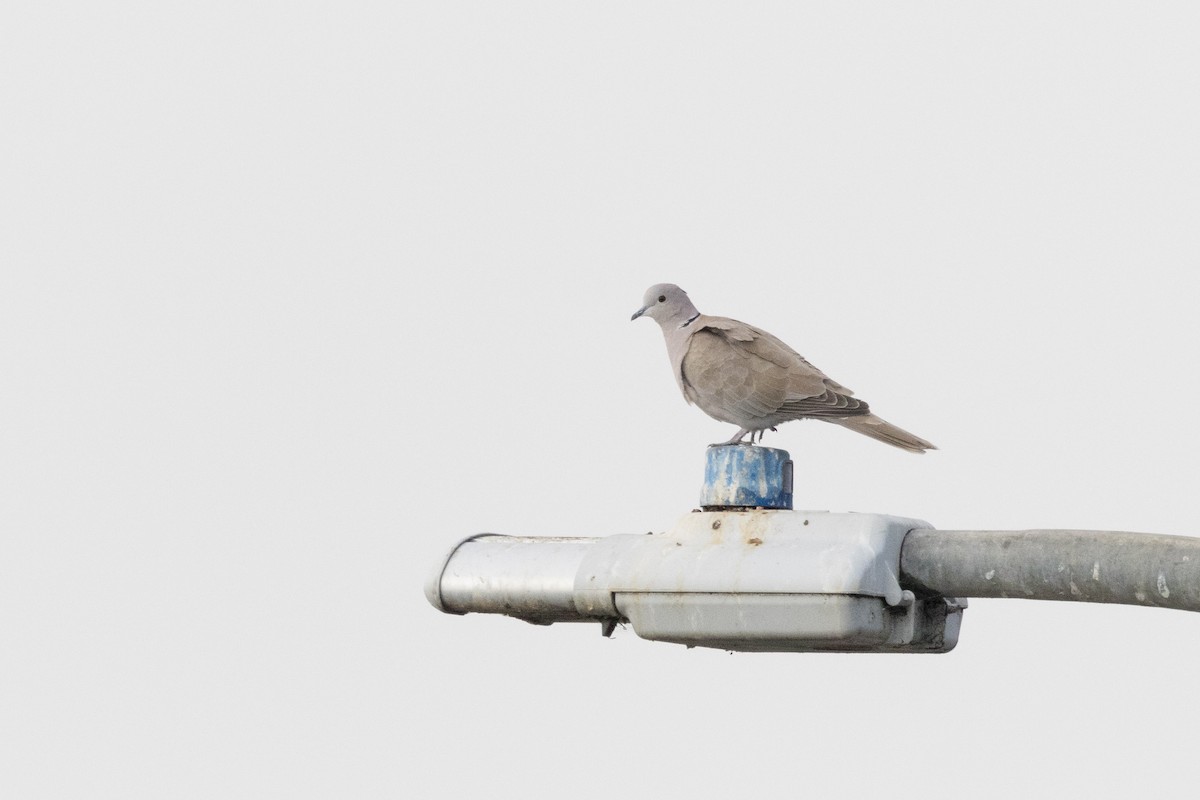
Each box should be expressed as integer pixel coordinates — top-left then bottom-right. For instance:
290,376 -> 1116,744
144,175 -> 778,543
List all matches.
658,295 -> 666,302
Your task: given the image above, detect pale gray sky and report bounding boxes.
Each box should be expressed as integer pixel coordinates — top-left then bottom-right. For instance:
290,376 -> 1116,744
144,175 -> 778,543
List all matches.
3,3 -> 1199,798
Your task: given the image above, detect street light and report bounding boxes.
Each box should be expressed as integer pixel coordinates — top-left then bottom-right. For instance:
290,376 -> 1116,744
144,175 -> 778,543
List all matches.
426,446 -> 1199,653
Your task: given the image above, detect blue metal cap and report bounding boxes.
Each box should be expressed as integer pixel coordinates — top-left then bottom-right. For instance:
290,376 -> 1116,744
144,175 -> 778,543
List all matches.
701,445 -> 793,510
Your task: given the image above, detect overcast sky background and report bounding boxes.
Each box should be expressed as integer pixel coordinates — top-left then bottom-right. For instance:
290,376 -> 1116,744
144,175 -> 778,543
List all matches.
3,3 -> 1200,798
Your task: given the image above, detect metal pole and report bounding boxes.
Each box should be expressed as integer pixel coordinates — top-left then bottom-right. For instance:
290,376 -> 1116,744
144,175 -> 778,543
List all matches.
899,529 -> 1200,613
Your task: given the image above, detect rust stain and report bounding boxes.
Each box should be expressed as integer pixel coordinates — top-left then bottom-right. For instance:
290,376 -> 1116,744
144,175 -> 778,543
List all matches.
747,537 -> 763,546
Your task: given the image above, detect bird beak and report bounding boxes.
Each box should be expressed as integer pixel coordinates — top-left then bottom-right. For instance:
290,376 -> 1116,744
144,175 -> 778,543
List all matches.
631,305 -> 647,321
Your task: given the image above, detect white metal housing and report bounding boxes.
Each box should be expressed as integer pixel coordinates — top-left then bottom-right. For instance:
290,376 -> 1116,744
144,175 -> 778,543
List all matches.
427,510 -> 965,653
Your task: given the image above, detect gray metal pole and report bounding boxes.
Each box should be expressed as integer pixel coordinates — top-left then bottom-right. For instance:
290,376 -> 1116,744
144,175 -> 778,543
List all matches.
900,529 -> 1200,613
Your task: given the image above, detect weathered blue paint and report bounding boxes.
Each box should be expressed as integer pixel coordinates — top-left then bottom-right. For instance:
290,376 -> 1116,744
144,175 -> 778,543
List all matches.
700,444 -> 793,510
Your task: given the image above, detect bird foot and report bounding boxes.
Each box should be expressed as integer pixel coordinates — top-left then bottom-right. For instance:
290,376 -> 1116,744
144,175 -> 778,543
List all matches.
749,426 -> 779,444
709,428 -> 751,447
709,426 -> 778,447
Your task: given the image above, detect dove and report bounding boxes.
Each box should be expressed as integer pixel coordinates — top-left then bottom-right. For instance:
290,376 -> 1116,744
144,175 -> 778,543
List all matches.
631,283 -> 935,453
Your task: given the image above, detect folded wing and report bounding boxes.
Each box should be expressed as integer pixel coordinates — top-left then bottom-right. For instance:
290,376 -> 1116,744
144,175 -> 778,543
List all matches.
681,317 -> 870,425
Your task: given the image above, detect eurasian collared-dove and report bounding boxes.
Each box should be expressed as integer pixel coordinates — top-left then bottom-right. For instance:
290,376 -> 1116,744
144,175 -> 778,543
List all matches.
631,283 -> 936,453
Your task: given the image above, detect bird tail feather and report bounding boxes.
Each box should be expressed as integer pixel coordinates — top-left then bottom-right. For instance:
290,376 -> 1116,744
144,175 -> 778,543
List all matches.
829,414 -> 936,454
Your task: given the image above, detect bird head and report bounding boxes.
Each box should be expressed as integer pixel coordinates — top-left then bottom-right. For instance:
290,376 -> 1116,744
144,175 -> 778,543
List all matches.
631,283 -> 699,325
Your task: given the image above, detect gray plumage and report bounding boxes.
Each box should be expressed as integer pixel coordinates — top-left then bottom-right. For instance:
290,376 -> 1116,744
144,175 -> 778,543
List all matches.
631,283 -> 936,453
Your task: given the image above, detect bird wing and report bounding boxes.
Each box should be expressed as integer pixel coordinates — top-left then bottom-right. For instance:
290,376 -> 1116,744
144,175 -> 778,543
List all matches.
681,317 -> 869,422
